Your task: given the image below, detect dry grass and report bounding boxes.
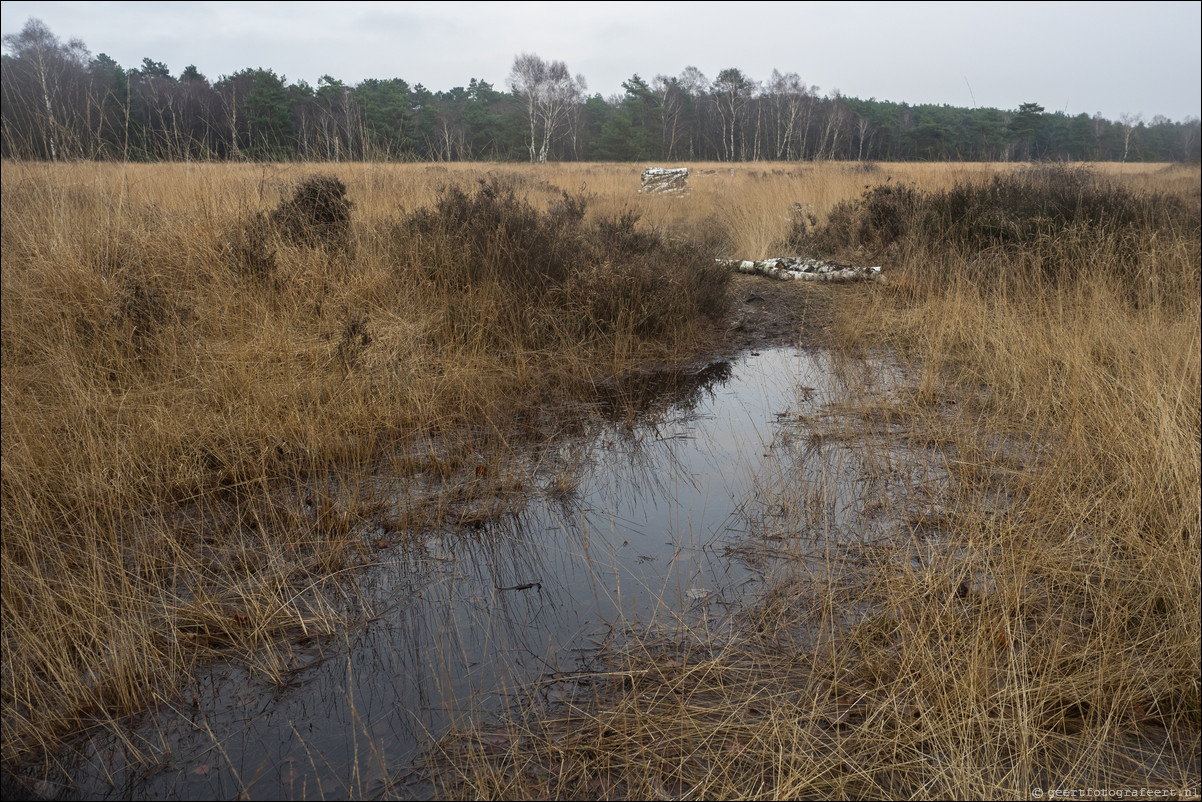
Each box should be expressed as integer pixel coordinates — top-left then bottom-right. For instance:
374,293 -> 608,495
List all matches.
0,160 -> 733,771
424,163 -> 1202,799
3,160 -> 1199,799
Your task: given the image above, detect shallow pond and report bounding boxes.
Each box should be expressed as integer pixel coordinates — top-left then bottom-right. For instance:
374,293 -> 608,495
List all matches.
45,346 -> 862,801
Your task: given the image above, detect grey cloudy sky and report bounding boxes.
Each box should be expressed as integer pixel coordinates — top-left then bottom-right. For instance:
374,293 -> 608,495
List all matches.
2,1 -> 1199,121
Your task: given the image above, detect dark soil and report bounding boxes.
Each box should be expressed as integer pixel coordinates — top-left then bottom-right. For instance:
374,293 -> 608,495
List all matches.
720,272 -> 873,352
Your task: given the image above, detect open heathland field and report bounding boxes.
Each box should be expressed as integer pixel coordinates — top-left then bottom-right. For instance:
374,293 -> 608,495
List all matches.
2,160 -> 1198,799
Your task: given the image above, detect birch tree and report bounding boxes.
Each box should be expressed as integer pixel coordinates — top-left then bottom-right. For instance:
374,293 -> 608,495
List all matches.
508,53 -> 586,162
651,75 -> 686,161
677,67 -> 710,159
1117,112 -> 1143,163
712,68 -> 754,161
767,70 -> 811,160
2,18 -> 90,159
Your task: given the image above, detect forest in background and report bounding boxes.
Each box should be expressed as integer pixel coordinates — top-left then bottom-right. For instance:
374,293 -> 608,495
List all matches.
3,18 -> 1200,164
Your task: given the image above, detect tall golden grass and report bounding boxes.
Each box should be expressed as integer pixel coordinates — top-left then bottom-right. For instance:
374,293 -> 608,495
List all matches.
3,160 -> 1198,799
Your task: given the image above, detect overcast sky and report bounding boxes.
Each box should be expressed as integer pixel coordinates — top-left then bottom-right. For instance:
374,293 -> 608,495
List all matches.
2,1 -> 1199,121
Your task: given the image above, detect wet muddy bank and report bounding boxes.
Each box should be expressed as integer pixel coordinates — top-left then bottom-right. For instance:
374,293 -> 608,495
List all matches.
722,272 -> 875,352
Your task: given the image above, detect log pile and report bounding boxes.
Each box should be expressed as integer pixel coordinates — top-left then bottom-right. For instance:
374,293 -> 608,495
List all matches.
639,167 -> 690,194
718,257 -> 883,283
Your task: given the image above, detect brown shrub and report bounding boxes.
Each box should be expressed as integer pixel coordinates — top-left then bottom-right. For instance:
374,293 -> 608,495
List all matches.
269,174 -> 353,251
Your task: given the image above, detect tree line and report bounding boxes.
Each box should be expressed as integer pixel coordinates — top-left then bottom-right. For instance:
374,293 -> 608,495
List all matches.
3,19 -> 1199,164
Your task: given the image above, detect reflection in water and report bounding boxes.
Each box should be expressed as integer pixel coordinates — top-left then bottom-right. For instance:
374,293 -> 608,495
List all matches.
48,348 -> 838,801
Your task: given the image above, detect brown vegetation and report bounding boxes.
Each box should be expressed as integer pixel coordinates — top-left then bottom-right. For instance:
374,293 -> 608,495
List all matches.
424,163 -> 1202,799
2,160 -> 1199,799
0,161 -> 729,772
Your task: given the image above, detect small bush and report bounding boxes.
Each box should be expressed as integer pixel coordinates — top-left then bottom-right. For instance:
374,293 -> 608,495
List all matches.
398,176 -> 582,297
270,174 -> 353,250
787,165 -> 1201,289
788,181 -> 923,255
923,165 -> 1195,252
597,208 -> 658,256
549,187 -> 590,226
394,177 -> 729,350
104,276 -> 191,371
222,175 -> 354,280
335,309 -> 372,370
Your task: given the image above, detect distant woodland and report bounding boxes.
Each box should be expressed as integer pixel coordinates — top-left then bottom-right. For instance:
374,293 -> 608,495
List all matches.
3,19 -> 1199,163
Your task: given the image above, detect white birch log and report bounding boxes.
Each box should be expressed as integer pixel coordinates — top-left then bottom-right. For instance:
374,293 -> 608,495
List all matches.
717,257 -> 884,283
640,167 -> 690,194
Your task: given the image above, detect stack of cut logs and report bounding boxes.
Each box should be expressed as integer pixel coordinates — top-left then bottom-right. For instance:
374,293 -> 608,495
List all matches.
717,257 -> 883,283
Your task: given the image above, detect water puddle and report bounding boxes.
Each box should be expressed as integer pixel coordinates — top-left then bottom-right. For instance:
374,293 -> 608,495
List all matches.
42,347 -> 861,801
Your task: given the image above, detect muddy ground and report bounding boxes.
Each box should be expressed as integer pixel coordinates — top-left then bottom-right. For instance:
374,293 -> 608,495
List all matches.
605,272 -> 876,397
720,272 -> 875,352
